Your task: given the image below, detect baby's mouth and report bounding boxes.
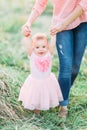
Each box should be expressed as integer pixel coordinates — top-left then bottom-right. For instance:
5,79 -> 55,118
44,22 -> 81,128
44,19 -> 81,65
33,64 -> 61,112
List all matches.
39,52 -> 44,55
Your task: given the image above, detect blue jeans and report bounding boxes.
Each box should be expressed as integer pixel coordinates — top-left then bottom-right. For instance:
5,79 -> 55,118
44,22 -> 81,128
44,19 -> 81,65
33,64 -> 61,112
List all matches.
56,22 -> 87,106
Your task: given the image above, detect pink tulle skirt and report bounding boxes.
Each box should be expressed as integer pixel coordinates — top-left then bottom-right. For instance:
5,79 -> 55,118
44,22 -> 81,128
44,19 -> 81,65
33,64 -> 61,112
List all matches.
18,73 -> 63,110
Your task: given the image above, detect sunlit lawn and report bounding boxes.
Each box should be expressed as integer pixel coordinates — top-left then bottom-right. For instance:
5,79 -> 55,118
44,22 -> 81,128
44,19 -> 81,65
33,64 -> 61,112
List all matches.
0,0 -> 87,130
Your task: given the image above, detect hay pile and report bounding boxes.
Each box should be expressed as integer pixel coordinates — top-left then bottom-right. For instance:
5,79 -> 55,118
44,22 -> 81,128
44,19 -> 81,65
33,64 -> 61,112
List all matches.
0,67 -> 28,125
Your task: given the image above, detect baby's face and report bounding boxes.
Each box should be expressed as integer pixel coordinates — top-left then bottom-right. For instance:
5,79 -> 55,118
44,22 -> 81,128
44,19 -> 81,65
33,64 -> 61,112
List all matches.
33,39 -> 48,56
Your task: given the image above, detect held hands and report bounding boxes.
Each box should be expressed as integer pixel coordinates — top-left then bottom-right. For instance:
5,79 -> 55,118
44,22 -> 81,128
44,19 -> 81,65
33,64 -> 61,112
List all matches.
22,22 -> 31,37
21,21 -> 32,55
21,9 -> 39,37
50,22 -> 67,35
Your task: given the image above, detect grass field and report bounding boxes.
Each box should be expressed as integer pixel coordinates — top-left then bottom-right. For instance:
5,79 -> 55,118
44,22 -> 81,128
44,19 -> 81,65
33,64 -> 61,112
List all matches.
0,0 -> 87,130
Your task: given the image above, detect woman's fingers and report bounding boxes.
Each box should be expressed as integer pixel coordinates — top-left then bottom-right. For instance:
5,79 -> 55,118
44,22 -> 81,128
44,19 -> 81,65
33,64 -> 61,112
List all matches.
22,24 -> 31,37
50,28 -> 58,35
50,31 -> 57,35
22,26 -> 31,36
50,23 -> 64,35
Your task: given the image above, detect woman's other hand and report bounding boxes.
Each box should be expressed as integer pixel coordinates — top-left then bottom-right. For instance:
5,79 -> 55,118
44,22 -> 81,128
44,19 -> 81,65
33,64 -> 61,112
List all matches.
50,23 -> 66,36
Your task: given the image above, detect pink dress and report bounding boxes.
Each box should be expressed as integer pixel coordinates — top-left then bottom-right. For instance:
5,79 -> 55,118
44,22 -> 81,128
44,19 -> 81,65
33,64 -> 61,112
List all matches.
18,52 -> 63,110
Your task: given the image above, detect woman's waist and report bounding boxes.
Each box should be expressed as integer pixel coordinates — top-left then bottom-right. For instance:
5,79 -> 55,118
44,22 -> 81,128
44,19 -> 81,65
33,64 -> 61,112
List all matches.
51,14 -> 87,30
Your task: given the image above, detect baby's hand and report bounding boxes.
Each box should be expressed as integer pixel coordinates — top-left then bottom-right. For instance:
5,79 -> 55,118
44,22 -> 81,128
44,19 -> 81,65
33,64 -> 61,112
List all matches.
22,23 -> 31,37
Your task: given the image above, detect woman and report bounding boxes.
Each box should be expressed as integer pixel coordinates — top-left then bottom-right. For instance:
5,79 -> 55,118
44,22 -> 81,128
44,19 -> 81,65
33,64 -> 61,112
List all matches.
22,0 -> 87,118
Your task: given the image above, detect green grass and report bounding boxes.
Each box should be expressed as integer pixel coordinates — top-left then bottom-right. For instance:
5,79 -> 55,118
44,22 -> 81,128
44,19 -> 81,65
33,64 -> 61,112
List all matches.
0,0 -> 87,130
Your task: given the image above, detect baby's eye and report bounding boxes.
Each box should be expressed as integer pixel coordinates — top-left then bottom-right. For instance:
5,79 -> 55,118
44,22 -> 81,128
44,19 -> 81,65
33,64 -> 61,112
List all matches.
43,46 -> 46,48
36,46 -> 39,49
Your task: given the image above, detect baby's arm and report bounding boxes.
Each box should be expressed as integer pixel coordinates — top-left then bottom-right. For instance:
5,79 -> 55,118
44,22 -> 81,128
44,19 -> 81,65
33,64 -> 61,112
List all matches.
22,37 -> 32,56
49,35 -> 56,55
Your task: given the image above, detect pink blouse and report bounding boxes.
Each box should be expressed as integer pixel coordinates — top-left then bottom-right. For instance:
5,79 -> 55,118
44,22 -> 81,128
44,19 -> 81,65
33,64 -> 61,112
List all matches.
33,0 -> 87,30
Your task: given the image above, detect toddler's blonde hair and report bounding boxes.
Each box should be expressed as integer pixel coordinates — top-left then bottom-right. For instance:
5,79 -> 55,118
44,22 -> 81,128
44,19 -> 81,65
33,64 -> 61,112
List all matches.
32,33 -> 48,46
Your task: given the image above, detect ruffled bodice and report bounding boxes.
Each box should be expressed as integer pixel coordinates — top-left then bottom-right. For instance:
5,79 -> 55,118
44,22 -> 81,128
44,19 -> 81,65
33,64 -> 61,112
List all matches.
29,52 -> 52,79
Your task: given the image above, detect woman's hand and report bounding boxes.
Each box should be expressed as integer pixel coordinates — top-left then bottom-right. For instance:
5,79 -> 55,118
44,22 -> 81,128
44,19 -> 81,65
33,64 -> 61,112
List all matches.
50,23 -> 66,36
50,5 -> 83,36
22,23 -> 31,37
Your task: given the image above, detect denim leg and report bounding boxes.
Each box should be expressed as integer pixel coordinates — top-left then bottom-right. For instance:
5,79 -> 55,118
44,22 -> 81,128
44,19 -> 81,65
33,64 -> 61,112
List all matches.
71,22 -> 87,86
56,30 -> 74,106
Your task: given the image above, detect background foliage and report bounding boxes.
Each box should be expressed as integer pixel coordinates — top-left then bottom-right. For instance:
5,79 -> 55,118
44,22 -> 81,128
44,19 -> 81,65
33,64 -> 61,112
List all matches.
0,0 -> 87,130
